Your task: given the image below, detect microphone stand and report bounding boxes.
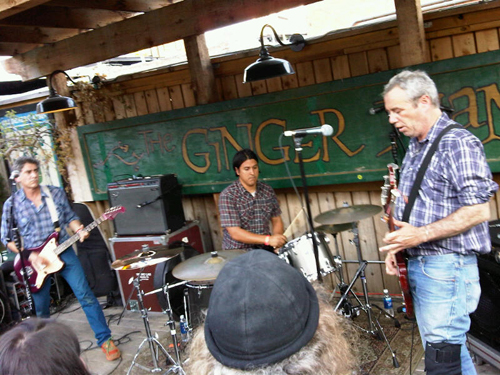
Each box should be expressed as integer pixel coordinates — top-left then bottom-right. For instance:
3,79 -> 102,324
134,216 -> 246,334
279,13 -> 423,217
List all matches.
8,175 -> 35,317
292,135 -> 322,282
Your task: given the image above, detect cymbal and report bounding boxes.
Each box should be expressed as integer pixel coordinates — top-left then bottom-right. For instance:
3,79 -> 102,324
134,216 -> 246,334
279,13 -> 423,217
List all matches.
111,244 -> 184,270
315,223 -> 353,234
314,205 -> 382,225
172,250 -> 246,282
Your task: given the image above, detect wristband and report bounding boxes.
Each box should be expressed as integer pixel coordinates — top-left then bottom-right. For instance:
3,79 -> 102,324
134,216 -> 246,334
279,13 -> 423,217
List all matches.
264,235 -> 270,246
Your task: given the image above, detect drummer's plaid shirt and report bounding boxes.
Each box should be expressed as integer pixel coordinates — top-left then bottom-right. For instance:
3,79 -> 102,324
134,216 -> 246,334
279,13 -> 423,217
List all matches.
394,112 -> 498,256
219,180 -> 281,250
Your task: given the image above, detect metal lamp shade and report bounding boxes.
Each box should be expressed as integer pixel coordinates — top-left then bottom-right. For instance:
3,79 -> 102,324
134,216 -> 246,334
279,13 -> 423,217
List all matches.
243,55 -> 295,83
36,94 -> 77,114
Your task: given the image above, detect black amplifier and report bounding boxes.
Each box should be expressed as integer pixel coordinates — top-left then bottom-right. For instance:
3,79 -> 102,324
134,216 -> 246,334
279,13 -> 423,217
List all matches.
107,175 -> 185,236
490,219 -> 500,247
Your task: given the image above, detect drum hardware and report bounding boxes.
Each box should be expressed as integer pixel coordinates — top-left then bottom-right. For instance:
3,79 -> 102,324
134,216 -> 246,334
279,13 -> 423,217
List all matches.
314,204 -> 382,225
279,232 -> 336,282
315,223 -> 353,236
333,221 -> 400,369
184,282 -> 214,331
171,250 -> 245,282
111,244 -> 184,270
112,245 -> 187,374
124,268 -> 185,375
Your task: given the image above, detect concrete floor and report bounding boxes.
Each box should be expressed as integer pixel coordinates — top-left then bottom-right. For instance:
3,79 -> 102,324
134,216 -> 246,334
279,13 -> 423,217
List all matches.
50,296 -> 500,375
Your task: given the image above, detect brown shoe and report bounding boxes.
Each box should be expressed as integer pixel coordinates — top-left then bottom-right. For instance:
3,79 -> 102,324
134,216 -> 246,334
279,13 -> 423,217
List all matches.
101,338 -> 121,361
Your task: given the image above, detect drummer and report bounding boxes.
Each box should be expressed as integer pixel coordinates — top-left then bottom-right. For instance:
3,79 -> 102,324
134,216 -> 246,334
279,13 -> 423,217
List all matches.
219,149 -> 287,252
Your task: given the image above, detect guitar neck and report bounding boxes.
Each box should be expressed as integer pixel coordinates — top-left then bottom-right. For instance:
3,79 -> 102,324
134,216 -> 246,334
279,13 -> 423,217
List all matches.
53,217 -> 103,256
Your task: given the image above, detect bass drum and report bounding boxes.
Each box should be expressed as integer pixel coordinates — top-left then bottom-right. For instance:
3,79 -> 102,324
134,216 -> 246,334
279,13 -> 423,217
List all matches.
153,242 -> 199,320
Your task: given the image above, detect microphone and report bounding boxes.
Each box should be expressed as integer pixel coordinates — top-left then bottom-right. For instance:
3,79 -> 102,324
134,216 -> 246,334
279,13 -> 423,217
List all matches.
9,170 -> 19,179
284,124 -> 334,137
369,106 -> 385,115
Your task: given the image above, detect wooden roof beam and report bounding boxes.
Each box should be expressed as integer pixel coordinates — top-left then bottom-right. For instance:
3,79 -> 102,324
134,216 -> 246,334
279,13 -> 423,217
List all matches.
0,42 -> 41,56
47,0 -> 181,13
0,6 -> 139,29
395,0 -> 429,66
0,0 -> 52,20
0,25 -> 86,44
3,0 -> 321,80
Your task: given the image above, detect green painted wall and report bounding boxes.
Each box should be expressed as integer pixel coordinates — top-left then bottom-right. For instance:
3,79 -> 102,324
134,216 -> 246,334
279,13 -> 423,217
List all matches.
79,50 -> 500,200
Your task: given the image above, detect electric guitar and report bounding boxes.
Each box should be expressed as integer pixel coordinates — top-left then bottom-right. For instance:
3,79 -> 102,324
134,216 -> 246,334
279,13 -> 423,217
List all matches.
13,206 -> 126,293
381,164 -> 414,319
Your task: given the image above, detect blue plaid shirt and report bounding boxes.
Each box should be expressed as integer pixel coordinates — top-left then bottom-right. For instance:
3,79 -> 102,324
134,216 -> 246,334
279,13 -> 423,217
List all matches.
395,113 -> 498,256
1,185 -> 78,250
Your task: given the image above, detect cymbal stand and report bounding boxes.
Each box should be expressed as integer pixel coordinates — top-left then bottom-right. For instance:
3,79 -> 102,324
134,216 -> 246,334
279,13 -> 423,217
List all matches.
334,222 -> 400,368
126,269 -> 181,375
160,282 -> 187,374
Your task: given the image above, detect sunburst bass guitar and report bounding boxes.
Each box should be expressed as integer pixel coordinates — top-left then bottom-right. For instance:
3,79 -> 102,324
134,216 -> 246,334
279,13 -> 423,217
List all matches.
381,164 -> 414,319
13,206 -> 125,293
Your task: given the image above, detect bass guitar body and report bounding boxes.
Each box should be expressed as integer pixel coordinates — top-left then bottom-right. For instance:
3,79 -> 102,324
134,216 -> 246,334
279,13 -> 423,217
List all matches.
13,232 -> 65,293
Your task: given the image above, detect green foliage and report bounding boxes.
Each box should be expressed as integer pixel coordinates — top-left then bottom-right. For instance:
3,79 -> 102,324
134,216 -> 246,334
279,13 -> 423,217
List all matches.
0,110 -> 55,164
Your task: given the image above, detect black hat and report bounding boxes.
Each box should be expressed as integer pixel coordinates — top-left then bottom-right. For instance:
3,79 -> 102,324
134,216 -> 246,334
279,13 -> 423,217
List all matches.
204,250 -> 319,369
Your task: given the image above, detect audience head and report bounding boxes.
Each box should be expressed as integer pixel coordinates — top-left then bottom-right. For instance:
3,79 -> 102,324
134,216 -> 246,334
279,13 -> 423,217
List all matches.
0,318 -> 90,375
187,250 -> 357,375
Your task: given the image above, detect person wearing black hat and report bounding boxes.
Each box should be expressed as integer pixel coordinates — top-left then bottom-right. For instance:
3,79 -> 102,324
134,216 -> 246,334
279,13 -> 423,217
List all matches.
186,250 -> 357,374
219,149 -> 287,252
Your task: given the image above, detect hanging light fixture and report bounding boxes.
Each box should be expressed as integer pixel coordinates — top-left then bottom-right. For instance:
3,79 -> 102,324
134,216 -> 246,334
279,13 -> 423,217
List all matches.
243,24 -> 306,83
36,70 -> 77,114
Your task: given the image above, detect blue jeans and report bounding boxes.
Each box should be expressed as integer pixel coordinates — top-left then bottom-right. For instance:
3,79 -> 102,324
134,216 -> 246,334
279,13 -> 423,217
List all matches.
32,247 -> 112,347
408,253 -> 480,375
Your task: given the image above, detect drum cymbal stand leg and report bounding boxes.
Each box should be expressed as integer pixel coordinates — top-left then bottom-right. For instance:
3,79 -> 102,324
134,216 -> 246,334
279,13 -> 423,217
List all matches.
160,282 -> 187,374
126,270 -> 178,375
334,223 -> 400,369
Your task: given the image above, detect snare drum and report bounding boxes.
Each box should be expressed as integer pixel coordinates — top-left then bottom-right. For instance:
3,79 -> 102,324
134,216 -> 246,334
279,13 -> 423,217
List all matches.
280,232 -> 335,281
185,281 -> 213,329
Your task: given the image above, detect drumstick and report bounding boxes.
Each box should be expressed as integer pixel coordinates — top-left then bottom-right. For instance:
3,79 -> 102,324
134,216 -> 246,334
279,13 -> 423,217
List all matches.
283,208 -> 305,239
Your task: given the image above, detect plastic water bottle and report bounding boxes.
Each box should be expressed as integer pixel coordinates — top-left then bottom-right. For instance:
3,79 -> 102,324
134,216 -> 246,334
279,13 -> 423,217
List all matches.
383,289 -> 394,317
179,315 -> 189,342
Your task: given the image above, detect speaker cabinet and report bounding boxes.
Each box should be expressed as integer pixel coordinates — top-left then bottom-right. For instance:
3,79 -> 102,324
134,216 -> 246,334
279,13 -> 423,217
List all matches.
107,175 -> 185,236
469,250 -> 500,351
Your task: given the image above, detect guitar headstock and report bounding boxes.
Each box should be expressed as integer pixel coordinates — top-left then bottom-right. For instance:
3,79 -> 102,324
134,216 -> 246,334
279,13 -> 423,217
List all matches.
102,206 -> 126,221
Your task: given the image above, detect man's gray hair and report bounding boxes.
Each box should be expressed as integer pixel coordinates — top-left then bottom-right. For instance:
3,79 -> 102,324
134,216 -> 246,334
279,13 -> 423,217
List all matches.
383,70 -> 440,107
13,156 -> 40,173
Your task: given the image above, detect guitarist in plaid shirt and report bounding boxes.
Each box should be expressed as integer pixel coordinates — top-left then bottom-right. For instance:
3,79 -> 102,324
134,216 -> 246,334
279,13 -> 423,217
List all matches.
1,156 -> 121,361
379,70 -> 498,375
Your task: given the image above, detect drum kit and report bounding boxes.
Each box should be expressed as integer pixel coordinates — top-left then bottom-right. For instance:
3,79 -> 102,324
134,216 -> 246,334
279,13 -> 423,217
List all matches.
110,203 -> 399,374
111,244 -> 246,374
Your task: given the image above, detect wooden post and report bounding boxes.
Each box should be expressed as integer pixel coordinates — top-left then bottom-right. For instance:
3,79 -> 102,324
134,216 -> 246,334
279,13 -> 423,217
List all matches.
184,34 -> 218,104
394,0 -> 429,66
50,72 -> 93,202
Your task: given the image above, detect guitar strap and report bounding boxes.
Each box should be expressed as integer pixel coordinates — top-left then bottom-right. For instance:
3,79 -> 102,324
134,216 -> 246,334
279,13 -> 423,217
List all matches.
41,185 -> 61,232
402,124 -> 461,222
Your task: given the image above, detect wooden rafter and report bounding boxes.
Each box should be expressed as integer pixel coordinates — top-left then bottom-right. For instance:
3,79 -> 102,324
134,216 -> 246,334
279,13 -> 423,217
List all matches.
0,6 -> 139,29
3,0 -> 320,80
0,0 -> 52,20
47,0 -> 181,13
0,25 -> 86,44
